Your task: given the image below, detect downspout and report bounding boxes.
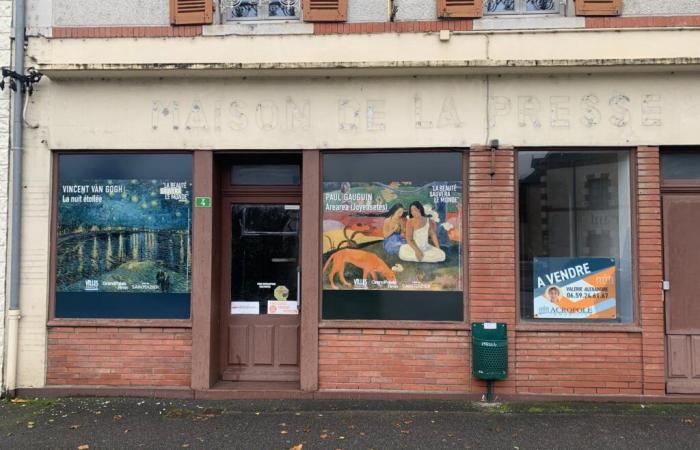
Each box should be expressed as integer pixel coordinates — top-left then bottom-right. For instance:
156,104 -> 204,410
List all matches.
5,0 -> 27,396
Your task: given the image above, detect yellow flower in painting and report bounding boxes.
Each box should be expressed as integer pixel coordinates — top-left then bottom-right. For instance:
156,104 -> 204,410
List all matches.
150,200 -> 158,207
141,203 -> 148,209
121,192 -> 128,200
131,195 -> 139,203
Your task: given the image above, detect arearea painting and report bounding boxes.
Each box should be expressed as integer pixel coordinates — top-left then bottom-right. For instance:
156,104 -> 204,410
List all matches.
322,181 -> 462,292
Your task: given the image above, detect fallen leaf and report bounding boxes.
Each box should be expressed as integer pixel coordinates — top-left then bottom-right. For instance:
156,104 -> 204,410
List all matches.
124,429 -> 130,433
181,445 -> 190,448
280,430 -> 288,435
10,398 -> 31,404
320,433 -> 329,440
289,445 -> 303,450
69,425 -> 80,430
27,422 -> 35,429
113,415 -> 123,422
78,445 -> 89,450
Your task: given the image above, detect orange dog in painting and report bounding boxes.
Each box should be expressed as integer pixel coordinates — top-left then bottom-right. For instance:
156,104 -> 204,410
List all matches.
323,249 -> 396,289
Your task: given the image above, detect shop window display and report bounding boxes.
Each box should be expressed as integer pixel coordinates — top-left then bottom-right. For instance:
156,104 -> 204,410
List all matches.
322,152 -> 464,321
518,151 -> 633,322
54,154 -> 192,319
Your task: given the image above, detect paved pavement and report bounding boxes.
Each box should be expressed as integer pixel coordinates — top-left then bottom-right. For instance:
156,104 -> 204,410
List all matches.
0,397 -> 698,449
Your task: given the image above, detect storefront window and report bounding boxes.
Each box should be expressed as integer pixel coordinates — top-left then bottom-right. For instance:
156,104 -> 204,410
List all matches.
54,154 -> 192,319
322,152 -> 464,321
518,151 -> 633,322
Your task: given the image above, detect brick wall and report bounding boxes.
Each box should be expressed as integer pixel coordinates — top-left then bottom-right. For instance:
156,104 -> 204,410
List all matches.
468,147 -> 517,394
47,327 -> 192,387
515,332 -> 643,395
0,0 -> 12,393
319,329 -> 470,392
637,147 -> 665,395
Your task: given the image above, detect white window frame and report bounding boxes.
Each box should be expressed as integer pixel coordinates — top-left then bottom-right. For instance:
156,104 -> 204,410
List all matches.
223,0 -> 301,22
484,0 -> 562,15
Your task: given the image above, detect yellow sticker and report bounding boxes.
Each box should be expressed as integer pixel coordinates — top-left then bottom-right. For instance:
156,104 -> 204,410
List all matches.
274,285 -> 289,301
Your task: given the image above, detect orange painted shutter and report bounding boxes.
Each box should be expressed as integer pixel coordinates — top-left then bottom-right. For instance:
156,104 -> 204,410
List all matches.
437,0 -> 483,18
170,0 -> 214,25
303,0 -> 348,22
575,0 -> 622,16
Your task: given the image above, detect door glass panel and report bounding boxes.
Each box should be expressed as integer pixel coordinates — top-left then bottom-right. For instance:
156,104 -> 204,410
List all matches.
231,165 -> 300,186
231,204 -> 299,314
661,152 -> 700,180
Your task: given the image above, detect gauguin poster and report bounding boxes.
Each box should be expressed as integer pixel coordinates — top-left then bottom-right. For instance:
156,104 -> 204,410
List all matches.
322,181 -> 462,292
56,179 -> 192,295
533,257 -> 616,319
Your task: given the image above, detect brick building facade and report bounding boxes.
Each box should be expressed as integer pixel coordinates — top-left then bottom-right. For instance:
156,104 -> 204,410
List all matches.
3,0 -> 700,399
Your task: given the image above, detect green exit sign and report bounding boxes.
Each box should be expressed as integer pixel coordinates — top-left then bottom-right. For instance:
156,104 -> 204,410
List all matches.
195,197 -> 212,208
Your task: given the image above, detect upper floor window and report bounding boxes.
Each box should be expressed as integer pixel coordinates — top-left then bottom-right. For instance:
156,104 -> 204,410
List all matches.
225,0 -> 300,20
486,0 -> 559,14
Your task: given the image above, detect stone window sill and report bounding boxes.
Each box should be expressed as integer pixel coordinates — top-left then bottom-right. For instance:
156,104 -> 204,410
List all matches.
203,22 -> 313,36
474,16 -> 584,31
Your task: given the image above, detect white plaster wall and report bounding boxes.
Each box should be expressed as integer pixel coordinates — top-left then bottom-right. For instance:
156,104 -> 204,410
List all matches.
624,0 -> 700,16
0,0 -> 11,393
26,0 -> 53,36
394,0 -> 437,22
53,0 -> 169,26
14,81 -> 50,389
348,0 -> 388,23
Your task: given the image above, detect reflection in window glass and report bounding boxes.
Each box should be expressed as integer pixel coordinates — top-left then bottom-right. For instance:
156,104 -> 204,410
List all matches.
486,0 -> 557,13
228,0 -> 300,20
268,0 -> 296,17
487,0 -> 515,12
526,0 -> 555,11
231,0 -> 259,18
518,151 -> 632,322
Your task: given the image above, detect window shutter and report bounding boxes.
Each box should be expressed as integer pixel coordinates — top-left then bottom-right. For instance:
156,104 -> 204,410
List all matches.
170,0 -> 214,25
575,0 -> 622,16
437,0 -> 483,19
303,0 -> 348,22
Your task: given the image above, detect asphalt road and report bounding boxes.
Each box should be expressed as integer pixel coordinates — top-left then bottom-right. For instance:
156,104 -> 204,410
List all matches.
1,398 -> 698,449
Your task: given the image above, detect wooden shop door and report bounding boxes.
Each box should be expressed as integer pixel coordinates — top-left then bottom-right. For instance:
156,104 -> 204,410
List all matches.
663,193 -> 700,394
219,162 -> 302,383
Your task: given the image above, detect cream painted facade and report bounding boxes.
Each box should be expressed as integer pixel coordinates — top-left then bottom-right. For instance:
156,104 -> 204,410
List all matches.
11,25 -> 700,389
0,0 -> 12,394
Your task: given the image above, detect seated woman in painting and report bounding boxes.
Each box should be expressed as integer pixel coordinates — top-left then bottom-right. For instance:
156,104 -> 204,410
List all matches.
398,201 -> 446,263
382,203 -> 406,255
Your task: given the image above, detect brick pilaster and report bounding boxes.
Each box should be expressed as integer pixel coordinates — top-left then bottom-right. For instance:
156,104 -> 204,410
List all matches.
637,146 -> 665,395
468,146 -> 517,394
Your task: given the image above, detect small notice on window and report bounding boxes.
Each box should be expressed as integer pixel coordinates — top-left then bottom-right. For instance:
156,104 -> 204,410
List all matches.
231,301 -> 259,315
285,205 -> 300,210
484,322 -> 497,330
268,301 -> 298,315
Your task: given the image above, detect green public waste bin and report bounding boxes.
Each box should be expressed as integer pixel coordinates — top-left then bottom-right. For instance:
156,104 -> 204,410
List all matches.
472,322 -> 508,381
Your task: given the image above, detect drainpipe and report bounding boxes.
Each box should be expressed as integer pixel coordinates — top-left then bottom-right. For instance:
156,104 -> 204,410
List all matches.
5,0 -> 27,396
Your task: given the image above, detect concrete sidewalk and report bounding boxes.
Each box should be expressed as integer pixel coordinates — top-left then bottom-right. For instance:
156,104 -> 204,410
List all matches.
0,397 -> 698,449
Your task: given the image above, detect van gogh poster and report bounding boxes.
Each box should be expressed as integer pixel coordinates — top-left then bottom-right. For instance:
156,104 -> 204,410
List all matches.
322,181 -> 462,291
56,179 -> 192,294
533,257 -> 616,319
